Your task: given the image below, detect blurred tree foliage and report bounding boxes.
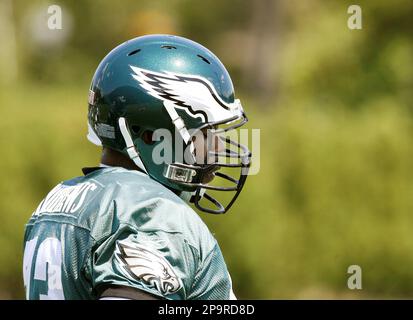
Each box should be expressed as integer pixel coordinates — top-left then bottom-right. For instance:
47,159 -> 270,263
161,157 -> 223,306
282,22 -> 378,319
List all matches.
0,0 -> 412,299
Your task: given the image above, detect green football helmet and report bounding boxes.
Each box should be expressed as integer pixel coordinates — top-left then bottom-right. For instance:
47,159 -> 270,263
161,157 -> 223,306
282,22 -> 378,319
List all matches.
87,34 -> 251,213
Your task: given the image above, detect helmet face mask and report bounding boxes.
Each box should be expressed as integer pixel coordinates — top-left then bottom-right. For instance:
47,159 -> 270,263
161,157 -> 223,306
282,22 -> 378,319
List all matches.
87,34 -> 251,214
163,113 -> 251,213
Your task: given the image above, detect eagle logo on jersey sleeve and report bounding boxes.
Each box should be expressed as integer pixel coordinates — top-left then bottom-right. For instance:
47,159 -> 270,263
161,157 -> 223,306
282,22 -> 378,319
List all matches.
115,239 -> 182,295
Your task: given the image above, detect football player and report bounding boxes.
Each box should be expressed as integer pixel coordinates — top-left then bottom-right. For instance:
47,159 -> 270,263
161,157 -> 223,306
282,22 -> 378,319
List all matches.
23,35 -> 251,300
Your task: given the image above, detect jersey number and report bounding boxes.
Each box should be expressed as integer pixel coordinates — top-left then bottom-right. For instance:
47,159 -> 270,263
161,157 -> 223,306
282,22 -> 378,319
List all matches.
23,237 -> 64,299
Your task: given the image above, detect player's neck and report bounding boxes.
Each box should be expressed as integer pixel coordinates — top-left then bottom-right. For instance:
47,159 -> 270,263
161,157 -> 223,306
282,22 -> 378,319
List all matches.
101,147 -> 140,171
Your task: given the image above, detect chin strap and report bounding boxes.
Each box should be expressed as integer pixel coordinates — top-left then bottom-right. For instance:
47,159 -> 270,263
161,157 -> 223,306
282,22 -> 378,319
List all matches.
163,101 -> 196,162
118,117 -> 148,174
179,188 -> 206,203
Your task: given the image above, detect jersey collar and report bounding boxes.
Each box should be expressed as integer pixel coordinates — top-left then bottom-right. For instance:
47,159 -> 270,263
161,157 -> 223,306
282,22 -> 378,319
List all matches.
81,163 -> 112,175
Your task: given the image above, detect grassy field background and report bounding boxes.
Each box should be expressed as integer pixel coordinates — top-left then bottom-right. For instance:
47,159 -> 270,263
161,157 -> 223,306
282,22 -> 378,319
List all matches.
0,0 -> 412,299
1,83 -> 413,298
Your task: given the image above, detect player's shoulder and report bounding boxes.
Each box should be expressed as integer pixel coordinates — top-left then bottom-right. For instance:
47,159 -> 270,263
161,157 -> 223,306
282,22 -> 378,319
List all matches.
84,167 -> 217,250
84,166 -> 187,210
79,166 -> 172,204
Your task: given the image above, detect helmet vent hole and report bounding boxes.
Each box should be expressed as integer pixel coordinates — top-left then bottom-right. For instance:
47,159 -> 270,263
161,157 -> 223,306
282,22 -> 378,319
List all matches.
161,45 -> 177,50
197,54 -> 211,64
128,49 -> 141,56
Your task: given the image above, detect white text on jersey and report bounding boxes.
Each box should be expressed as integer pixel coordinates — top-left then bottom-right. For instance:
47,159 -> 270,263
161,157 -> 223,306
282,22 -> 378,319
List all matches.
33,182 -> 97,216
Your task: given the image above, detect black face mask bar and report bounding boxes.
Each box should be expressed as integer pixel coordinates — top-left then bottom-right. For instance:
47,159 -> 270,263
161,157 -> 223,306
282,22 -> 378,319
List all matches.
164,114 -> 252,214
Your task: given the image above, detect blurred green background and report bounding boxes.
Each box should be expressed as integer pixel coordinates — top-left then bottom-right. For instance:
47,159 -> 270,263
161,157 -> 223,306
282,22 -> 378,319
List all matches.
0,0 -> 412,299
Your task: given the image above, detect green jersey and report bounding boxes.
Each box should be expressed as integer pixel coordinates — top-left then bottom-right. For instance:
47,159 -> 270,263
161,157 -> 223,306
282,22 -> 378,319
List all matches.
23,166 -> 235,300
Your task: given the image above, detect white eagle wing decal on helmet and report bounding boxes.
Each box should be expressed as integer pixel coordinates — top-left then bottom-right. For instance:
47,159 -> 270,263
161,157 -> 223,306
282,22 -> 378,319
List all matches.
115,239 -> 183,295
130,65 -> 241,123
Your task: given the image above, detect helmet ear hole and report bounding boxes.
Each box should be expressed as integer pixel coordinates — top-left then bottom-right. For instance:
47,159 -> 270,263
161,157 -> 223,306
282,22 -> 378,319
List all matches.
131,125 -> 141,134
142,130 -> 154,145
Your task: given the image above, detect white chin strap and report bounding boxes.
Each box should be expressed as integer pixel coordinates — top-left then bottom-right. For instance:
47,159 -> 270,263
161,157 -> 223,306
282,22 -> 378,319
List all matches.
163,101 -> 196,161
179,188 -> 206,203
118,117 -> 148,174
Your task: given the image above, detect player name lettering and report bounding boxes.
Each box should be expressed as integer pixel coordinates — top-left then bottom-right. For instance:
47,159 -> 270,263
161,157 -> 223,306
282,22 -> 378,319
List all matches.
33,182 -> 97,216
